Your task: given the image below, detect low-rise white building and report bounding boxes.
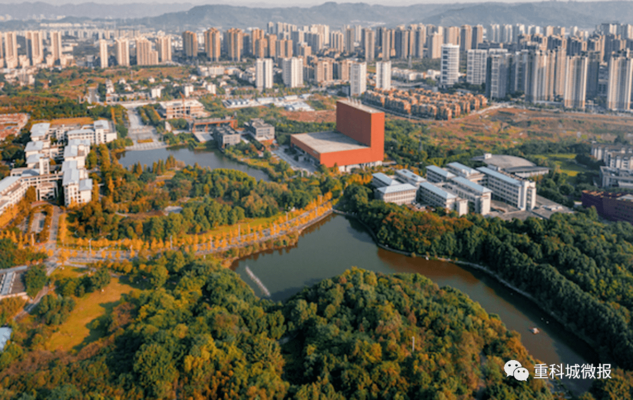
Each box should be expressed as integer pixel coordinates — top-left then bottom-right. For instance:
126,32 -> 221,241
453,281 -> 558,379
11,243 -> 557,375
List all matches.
477,167 -> 536,210
426,165 -> 455,183
395,169 -> 425,187
418,181 -> 468,216
443,176 -> 492,215
375,183 -> 418,205
372,172 -> 397,188
445,162 -> 484,183
62,160 -> 92,206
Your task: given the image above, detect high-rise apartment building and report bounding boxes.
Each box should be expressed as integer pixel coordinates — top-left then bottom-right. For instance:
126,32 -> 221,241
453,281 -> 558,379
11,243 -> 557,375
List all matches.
472,25 -> 484,49
460,25 -> 472,52
4,32 -> 18,68
501,24 -> 513,43
467,49 -> 488,85
226,28 -> 244,61
486,52 -> 510,99
203,28 -> 221,61
553,49 -> 568,98
345,27 -> 355,54
314,59 -> 334,83
251,28 -> 265,55
440,44 -> 460,86
445,26 -> 460,46
277,39 -> 293,59
395,28 -> 410,59
564,54 -> 589,109
253,39 -> 266,59
255,58 -> 274,90
363,28 -> 375,62
487,24 -> 500,42
99,39 -> 108,68
26,31 -> 44,65
350,62 -> 367,96
282,57 -> 303,88
156,36 -> 172,63
606,52 -> 633,111
267,35 -> 277,58
51,31 -> 62,63
524,50 -> 556,103
182,31 -> 198,58
376,60 -> 391,90
381,29 -> 392,61
330,31 -> 344,52
336,59 -> 352,81
427,32 -> 443,59
413,26 -> 426,58
115,38 -> 130,66
136,37 -> 158,66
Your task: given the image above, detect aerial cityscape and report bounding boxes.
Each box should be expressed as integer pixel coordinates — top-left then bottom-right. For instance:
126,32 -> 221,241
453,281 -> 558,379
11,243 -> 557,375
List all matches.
0,1 -> 632,398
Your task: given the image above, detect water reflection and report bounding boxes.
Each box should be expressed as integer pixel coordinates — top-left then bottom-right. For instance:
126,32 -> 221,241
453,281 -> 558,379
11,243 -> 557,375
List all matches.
232,214 -> 599,394
116,147 -> 270,181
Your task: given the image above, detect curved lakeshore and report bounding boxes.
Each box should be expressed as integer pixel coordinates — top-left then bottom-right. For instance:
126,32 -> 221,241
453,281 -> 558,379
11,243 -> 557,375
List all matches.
334,209 -> 605,368
232,213 -> 600,395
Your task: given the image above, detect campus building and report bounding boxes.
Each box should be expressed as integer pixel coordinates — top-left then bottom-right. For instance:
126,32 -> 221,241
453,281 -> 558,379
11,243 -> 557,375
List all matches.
426,165 -> 455,183
158,99 -> 206,119
441,176 -> 492,215
418,181 -> 468,216
28,120 -> 116,145
375,184 -> 418,205
395,169 -> 426,187
582,190 -> 633,224
291,99 -> 384,171
477,167 -> 536,210
245,119 -> 275,142
371,171 -> 421,205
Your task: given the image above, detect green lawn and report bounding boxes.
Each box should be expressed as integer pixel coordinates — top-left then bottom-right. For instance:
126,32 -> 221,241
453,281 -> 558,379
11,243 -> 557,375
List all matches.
536,153 -> 589,177
46,276 -> 135,352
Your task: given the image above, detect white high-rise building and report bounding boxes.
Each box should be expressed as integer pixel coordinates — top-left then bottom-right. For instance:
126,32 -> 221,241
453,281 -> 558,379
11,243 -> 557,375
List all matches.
282,57 -> 303,88
255,58 -> 274,90
440,44 -> 459,86
51,31 -> 62,63
115,38 -> 130,66
486,52 -> 509,99
99,40 -> 108,68
606,53 -> 633,111
564,55 -> 588,109
376,60 -> 391,90
350,62 -> 367,96
466,49 -> 487,85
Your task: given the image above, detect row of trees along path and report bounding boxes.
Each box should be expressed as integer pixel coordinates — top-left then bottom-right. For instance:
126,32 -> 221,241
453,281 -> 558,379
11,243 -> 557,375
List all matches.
0,193 -> 334,265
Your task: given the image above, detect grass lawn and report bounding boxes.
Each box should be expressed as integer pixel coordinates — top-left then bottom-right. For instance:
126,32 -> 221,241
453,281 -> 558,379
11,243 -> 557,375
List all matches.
51,266 -> 84,280
536,153 -> 590,177
45,276 -> 135,352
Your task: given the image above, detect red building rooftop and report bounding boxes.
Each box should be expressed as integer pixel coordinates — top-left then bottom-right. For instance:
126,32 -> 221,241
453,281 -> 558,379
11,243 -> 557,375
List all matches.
290,99 -> 385,171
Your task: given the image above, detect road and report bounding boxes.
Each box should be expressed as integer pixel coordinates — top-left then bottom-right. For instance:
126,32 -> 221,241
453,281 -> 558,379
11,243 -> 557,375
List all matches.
272,146 -> 316,175
125,107 -> 167,151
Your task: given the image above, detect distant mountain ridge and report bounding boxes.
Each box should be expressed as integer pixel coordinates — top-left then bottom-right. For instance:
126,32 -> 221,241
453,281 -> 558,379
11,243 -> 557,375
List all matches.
146,1 -> 633,30
0,1 -> 194,19
0,1 -> 631,29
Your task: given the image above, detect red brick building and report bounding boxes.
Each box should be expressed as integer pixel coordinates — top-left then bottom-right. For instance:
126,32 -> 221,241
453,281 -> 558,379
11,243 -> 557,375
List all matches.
581,190 -> 633,224
291,100 -> 384,171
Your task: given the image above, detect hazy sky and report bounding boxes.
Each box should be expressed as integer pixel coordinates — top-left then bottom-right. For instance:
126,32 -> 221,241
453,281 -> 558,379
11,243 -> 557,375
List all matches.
0,0 -> 608,5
